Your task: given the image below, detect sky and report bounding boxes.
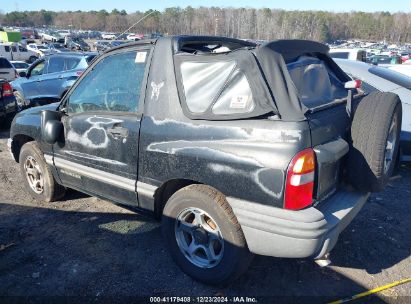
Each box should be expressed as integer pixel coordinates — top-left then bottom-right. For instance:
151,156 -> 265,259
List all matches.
0,0 -> 409,13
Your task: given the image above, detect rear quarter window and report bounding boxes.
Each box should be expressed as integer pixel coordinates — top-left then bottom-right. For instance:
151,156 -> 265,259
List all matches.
179,60 -> 255,115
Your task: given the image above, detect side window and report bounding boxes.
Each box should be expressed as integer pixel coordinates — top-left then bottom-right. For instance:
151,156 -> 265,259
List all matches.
67,50 -> 148,114
179,60 -> 255,115
19,46 -> 28,52
30,61 -> 46,76
4,46 -> 10,52
47,57 -> 65,74
11,45 -> 17,52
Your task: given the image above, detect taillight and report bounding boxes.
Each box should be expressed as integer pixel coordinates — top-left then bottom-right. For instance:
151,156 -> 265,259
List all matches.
15,69 -> 19,78
2,82 -> 13,97
284,148 -> 316,210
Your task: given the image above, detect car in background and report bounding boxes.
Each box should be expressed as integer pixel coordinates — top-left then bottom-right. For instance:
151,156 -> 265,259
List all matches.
0,57 -> 18,81
0,43 -> 38,63
20,28 -> 40,42
367,54 -> 392,65
94,40 -> 111,52
335,58 -> 411,161
101,33 -> 116,40
47,43 -> 69,53
65,37 -> 90,51
11,52 -> 97,108
329,48 -> 367,62
127,33 -> 143,41
0,79 -> 18,126
27,44 -> 52,57
41,31 -> 64,43
10,61 -> 30,77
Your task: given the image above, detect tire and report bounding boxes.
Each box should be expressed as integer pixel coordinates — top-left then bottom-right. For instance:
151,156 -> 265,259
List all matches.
162,184 -> 253,285
14,91 -> 27,110
347,92 -> 402,192
28,56 -> 37,64
19,142 -> 66,202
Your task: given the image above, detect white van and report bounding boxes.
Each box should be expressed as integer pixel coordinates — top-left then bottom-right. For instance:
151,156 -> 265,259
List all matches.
329,48 -> 367,62
0,43 -> 38,63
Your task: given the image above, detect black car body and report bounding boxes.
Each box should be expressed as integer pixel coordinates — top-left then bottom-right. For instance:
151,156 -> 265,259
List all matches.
8,36 -> 401,284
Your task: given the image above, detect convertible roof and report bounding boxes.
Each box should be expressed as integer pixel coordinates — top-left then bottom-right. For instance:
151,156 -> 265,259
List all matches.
109,36 -> 349,121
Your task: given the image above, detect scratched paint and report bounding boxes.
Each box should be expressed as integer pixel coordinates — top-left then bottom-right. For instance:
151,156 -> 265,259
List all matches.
66,116 -> 123,149
64,150 -> 127,166
208,163 -> 283,199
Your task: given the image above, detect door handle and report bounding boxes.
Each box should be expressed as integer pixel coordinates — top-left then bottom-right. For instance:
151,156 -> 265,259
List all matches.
107,126 -> 128,137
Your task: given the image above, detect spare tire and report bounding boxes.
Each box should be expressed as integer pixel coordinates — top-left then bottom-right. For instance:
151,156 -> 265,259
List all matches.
347,92 -> 402,192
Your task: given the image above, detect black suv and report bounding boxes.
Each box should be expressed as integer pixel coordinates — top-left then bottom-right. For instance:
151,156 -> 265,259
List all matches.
8,36 -> 401,284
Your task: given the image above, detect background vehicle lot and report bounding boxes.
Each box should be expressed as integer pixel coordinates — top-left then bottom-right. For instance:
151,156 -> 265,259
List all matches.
0,127 -> 410,302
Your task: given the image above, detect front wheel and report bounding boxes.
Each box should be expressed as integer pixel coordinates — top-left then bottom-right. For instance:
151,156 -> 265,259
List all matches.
162,185 -> 253,285
19,142 -> 66,202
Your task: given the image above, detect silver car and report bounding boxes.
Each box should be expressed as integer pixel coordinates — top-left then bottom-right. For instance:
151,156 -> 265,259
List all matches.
335,58 -> 411,161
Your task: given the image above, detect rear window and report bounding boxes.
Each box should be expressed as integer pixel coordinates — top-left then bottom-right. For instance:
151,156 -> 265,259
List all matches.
369,66 -> 411,89
0,58 -> 13,68
329,52 -> 349,59
287,56 -> 348,108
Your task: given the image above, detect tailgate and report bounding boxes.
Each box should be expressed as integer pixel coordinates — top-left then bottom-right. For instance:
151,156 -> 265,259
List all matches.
308,103 -> 350,201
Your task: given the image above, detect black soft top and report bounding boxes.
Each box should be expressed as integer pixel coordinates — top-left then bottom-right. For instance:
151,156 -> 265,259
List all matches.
110,36 -> 350,121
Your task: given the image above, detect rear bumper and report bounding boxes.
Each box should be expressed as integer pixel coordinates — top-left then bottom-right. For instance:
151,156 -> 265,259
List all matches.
227,189 -> 370,259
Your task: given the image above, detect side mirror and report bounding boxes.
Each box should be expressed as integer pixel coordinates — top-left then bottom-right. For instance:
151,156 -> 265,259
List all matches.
19,71 -> 27,77
41,110 -> 64,144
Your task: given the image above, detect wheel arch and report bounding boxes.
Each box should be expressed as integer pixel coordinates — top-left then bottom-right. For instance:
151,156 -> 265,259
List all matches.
153,178 -> 202,219
10,134 -> 34,162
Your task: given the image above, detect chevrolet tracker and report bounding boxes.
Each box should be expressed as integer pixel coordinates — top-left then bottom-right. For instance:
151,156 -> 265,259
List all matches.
8,36 -> 402,284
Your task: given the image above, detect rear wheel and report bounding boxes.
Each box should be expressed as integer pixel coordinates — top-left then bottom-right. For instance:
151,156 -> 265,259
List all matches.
19,142 -> 66,202
162,185 -> 253,285
347,92 -> 402,192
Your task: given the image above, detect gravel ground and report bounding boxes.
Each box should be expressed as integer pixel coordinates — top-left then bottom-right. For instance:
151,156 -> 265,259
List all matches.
0,126 -> 410,303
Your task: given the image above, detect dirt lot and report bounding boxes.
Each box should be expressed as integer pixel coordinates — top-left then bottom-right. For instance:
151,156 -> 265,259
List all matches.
0,126 -> 410,303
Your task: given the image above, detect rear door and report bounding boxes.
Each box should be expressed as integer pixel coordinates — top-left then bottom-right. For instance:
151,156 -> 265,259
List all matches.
38,56 -> 65,99
52,46 -> 152,206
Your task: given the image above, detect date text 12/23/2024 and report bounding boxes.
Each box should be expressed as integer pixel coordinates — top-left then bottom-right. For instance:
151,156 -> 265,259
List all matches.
150,297 -> 258,303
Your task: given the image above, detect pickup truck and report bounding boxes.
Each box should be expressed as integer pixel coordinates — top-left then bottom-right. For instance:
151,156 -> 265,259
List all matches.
8,36 -> 402,285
